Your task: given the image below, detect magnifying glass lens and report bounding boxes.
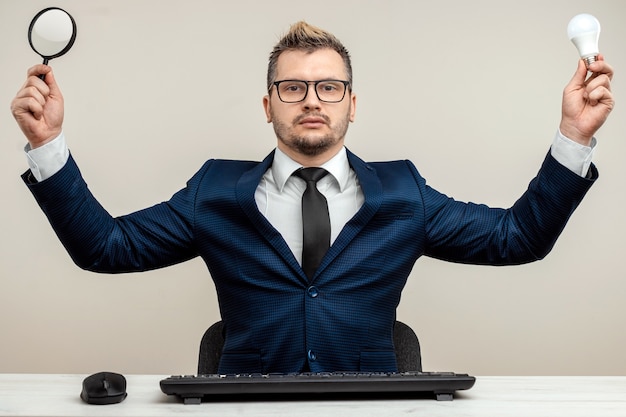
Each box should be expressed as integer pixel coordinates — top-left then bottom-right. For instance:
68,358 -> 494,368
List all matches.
28,7 -> 77,66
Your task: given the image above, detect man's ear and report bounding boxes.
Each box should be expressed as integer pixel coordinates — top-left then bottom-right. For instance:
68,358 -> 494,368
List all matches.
263,95 -> 272,123
349,92 -> 357,123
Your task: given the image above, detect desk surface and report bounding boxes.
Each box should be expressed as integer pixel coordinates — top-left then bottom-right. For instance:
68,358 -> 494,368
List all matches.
1,374 -> 626,417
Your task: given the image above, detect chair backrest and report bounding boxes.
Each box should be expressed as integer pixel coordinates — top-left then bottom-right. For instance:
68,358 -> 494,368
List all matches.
198,320 -> 421,374
392,320 -> 422,372
197,321 -> 225,375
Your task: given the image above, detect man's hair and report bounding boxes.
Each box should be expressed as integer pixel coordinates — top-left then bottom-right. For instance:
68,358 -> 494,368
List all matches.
267,21 -> 353,91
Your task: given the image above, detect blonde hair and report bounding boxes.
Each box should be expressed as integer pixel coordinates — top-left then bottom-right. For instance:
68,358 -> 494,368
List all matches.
267,21 -> 353,91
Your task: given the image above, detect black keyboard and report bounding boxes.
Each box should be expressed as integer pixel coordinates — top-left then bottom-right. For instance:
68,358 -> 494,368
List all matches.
160,371 -> 476,404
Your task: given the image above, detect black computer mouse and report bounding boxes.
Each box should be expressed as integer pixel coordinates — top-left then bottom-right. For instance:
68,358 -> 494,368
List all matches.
80,371 -> 127,405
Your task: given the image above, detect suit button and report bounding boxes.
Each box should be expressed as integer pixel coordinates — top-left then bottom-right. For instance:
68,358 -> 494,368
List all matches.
307,350 -> 317,361
307,286 -> 319,298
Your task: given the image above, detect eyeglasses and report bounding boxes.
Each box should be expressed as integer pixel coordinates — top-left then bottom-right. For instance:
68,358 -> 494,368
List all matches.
272,79 -> 350,103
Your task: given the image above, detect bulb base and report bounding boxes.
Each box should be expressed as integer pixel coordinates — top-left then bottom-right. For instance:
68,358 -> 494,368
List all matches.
583,55 -> 598,68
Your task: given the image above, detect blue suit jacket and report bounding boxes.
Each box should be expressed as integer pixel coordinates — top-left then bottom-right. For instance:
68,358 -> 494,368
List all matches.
23,149 -> 596,373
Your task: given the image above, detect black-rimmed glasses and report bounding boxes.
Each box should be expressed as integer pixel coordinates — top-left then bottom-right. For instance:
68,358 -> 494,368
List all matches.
272,80 -> 350,103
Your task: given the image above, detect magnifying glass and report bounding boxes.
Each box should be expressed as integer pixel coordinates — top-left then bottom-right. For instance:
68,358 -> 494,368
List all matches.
28,7 -> 77,79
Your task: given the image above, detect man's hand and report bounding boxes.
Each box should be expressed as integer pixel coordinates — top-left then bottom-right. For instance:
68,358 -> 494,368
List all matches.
560,55 -> 614,146
10,64 -> 64,149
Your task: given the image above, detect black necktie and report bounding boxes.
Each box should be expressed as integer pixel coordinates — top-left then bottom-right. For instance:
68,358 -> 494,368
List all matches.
293,167 -> 330,280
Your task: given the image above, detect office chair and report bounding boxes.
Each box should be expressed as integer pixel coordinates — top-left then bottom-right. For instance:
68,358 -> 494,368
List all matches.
198,320 -> 422,374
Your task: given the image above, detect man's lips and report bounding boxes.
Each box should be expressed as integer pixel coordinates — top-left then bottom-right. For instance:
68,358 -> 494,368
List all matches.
297,116 -> 327,128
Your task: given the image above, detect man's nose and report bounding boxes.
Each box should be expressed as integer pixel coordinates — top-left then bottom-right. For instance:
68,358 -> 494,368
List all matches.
301,85 -> 322,109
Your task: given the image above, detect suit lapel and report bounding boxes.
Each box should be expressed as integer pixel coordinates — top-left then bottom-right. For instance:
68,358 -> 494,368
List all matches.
236,151 -> 305,280
315,149 -> 383,278
235,148 -> 384,283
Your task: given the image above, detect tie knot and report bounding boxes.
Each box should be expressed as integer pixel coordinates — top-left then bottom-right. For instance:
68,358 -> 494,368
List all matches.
294,167 -> 329,183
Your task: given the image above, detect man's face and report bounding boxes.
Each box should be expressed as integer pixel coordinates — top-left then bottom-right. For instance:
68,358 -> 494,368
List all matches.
263,48 -> 356,164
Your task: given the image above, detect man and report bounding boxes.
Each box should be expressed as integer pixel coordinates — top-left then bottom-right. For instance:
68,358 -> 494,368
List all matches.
10,22 -> 614,374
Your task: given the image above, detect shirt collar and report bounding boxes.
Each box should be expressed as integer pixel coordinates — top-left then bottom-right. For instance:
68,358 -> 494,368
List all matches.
272,147 -> 351,193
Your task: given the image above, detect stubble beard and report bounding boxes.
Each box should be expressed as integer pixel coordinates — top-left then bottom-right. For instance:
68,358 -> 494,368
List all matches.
272,111 -> 351,157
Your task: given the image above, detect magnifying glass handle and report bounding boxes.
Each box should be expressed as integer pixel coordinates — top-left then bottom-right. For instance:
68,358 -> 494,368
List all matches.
38,58 -> 49,80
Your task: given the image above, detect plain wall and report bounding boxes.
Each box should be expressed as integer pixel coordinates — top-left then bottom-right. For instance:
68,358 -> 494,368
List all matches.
1,0 -> 625,376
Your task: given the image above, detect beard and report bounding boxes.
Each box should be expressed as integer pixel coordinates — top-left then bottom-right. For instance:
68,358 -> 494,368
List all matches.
271,110 -> 351,157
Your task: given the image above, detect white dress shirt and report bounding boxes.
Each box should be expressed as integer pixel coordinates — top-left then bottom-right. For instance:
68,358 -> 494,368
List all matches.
254,147 -> 364,264
23,131 -> 595,264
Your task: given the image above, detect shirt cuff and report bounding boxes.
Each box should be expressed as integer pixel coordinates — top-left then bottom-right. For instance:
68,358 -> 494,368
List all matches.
550,129 -> 596,177
24,132 -> 70,182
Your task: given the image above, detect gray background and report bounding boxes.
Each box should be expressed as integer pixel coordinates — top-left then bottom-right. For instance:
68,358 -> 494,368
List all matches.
1,0 -> 624,376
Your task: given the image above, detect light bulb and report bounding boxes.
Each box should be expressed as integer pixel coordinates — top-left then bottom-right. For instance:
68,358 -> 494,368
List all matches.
567,13 -> 601,67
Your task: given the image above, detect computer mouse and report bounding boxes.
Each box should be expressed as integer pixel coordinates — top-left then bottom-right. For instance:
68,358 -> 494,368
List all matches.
80,371 -> 127,405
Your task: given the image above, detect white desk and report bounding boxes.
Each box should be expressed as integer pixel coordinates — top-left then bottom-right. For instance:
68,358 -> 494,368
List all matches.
1,374 -> 626,417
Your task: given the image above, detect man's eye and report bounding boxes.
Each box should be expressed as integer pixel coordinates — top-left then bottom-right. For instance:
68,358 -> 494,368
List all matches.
282,83 -> 304,92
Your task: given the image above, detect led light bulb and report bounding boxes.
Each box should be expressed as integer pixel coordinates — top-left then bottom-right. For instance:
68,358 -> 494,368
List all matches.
567,13 -> 601,67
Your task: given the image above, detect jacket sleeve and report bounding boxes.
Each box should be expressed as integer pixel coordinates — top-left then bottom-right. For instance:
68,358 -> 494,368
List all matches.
22,154 -> 206,273
420,152 -> 597,265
